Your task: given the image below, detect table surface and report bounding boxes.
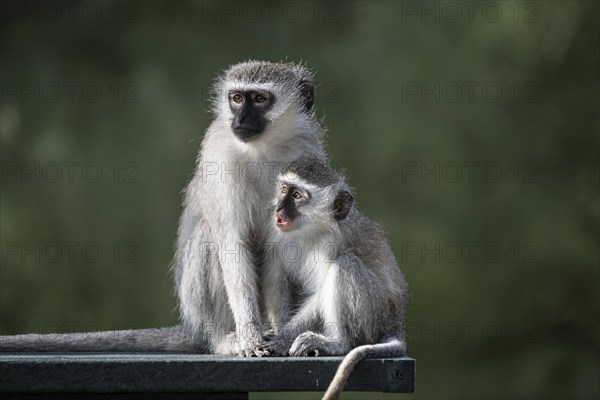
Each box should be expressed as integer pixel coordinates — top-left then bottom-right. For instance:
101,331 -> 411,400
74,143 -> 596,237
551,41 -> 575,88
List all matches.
0,353 -> 415,394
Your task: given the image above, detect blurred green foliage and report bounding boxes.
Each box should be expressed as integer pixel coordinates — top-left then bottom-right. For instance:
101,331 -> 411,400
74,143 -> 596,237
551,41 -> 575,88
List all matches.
1,1 -> 598,399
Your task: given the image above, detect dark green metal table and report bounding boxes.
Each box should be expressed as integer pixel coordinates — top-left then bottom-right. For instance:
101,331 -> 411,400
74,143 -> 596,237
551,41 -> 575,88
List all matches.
0,353 -> 415,399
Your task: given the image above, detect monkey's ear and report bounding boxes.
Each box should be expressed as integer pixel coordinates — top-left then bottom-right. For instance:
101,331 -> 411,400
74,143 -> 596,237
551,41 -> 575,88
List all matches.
299,80 -> 314,112
333,190 -> 353,221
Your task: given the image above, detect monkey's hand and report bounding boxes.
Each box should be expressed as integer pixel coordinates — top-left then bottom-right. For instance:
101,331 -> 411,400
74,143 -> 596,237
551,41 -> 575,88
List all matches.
254,337 -> 291,357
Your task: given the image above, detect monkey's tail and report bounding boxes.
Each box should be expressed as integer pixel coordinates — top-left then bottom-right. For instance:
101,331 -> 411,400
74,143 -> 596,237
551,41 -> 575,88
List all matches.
0,325 -> 201,352
322,337 -> 405,400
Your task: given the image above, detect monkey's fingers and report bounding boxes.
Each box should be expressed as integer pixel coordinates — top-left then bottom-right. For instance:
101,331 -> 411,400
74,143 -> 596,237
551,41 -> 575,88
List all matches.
289,341 -> 313,357
239,348 -> 254,357
237,341 -> 269,357
256,340 -> 292,357
253,347 -> 271,357
289,332 -> 324,357
253,343 -> 273,357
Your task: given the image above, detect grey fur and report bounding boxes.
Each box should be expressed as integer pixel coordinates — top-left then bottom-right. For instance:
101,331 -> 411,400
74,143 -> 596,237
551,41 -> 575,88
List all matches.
284,157 -> 341,187
221,61 -> 313,86
261,158 -> 408,398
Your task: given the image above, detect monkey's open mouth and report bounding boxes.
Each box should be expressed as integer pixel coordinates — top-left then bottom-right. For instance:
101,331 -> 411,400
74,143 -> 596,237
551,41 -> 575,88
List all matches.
275,215 -> 291,231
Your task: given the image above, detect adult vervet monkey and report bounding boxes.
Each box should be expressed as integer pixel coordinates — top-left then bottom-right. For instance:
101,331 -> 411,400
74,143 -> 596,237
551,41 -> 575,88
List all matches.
0,61 -> 327,355
176,61 -> 326,356
260,157 -> 408,398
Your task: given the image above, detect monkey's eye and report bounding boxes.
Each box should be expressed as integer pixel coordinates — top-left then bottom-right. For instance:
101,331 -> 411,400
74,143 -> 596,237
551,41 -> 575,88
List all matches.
253,93 -> 268,103
232,93 -> 244,104
292,191 -> 302,200
281,185 -> 288,194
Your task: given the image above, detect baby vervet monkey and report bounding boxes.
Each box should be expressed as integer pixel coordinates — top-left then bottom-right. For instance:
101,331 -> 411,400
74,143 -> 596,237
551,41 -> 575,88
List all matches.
259,157 -> 409,399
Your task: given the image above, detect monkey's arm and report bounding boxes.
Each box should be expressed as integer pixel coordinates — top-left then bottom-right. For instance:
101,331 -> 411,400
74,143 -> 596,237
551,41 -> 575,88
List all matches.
0,325 -> 200,352
322,338 -> 405,400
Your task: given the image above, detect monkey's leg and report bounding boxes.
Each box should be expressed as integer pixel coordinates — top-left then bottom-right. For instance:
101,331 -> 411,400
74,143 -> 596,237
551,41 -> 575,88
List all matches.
259,298 -> 320,356
262,253 -> 293,335
219,231 -> 265,357
287,296 -> 351,357
177,221 -> 234,354
290,254 -> 378,357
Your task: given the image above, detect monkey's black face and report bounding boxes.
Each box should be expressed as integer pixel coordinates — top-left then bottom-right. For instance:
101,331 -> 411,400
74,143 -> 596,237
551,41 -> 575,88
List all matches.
229,90 -> 274,142
275,181 -> 354,233
275,183 -> 309,232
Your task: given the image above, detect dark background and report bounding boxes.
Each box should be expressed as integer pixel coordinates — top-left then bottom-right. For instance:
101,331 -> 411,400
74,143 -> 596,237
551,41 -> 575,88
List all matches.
1,1 -> 598,399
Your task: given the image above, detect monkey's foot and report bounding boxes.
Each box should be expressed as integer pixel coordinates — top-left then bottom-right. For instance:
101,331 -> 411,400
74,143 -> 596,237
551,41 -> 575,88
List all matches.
221,332 -> 269,357
289,331 -> 344,357
237,339 -> 270,357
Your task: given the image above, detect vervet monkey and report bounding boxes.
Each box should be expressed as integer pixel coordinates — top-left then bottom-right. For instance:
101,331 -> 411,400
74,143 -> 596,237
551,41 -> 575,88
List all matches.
0,61 -> 327,355
175,61 -> 326,356
259,157 -> 408,399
